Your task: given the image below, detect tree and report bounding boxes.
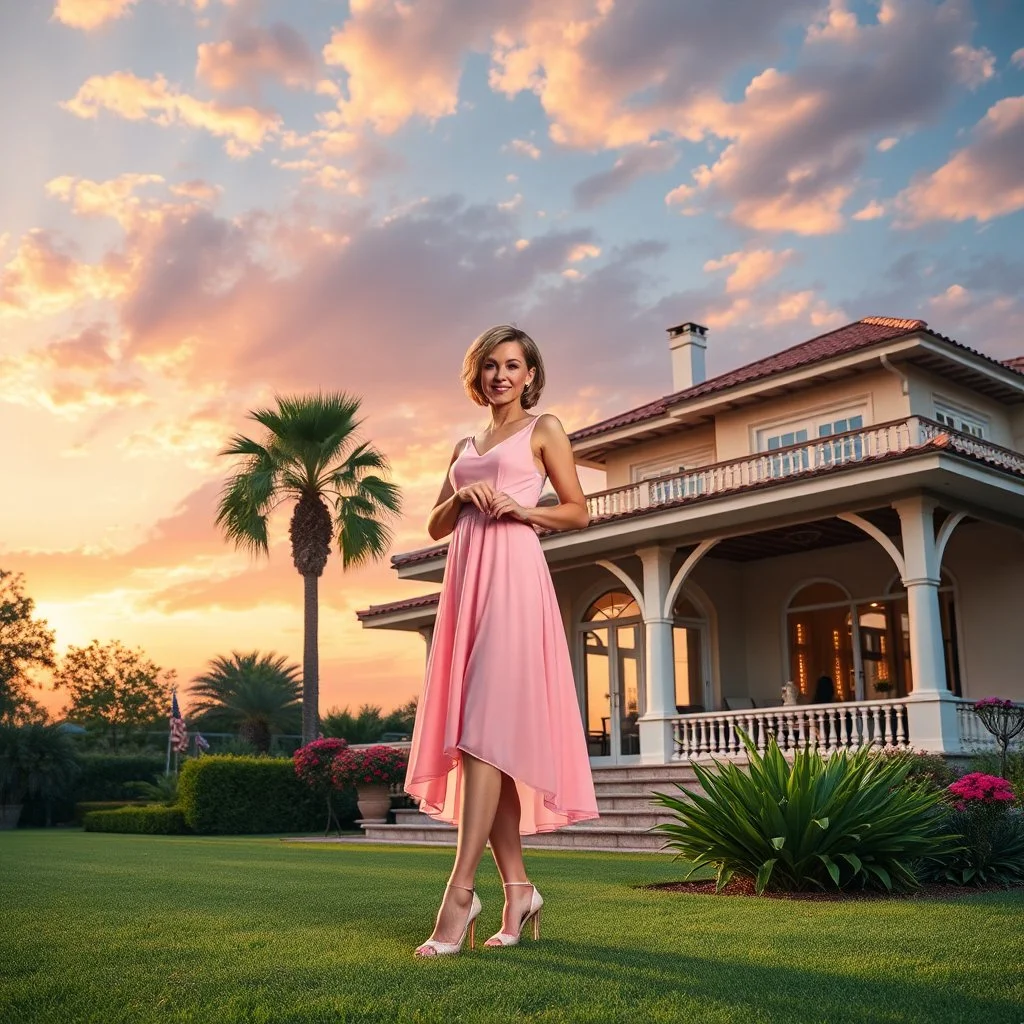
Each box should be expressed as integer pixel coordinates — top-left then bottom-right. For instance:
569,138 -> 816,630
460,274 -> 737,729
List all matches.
0,570 -> 56,726
215,393 -> 402,744
55,640 -> 173,749
187,651 -> 302,753
322,697 -> 418,744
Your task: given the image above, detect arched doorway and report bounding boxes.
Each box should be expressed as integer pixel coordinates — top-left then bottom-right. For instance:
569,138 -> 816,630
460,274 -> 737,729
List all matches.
577,590 -> 643,763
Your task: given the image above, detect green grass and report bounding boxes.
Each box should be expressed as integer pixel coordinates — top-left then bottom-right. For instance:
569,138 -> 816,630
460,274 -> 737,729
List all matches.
1,830 -> 1022,1024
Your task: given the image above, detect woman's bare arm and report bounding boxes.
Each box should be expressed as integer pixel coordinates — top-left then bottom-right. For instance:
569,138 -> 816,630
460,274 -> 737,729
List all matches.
522,414 -> 590,532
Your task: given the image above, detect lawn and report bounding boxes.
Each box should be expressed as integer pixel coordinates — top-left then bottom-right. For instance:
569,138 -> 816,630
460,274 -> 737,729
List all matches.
1,830 -> 1022,1024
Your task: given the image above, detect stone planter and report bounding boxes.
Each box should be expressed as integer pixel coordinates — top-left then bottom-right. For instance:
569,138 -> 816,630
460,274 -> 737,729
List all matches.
355,784 -> 391,824
0,804 -> 23,830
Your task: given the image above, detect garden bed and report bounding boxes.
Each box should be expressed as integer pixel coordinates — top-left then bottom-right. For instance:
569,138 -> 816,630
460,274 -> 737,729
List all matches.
644,877 -> 1024,901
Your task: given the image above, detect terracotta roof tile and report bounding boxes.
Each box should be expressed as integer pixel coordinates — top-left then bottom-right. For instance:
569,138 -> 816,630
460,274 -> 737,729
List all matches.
355,592 -> 439,620
1006,356 -> 1024,373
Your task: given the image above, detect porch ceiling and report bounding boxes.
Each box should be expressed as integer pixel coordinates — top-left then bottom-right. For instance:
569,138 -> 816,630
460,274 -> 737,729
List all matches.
704,507 -> 966,562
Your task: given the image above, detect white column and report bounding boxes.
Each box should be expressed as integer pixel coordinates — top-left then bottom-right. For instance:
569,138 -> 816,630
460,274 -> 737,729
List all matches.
417,623 -> 435,669
895,496 -> 946,694
894,496 -> 961,753
637,544 -> 677,764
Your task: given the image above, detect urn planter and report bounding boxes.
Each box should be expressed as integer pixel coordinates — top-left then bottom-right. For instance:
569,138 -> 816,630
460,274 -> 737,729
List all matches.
355,784 -> 391,824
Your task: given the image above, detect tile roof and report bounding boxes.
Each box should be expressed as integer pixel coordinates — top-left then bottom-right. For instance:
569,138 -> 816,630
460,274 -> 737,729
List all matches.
354,592 -> 439,621
1006,356 -> 1024,373
570,316 -> 1022,442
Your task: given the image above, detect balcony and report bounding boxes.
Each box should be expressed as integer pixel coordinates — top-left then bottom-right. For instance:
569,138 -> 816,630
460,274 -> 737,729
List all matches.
586,416 -> 1024,521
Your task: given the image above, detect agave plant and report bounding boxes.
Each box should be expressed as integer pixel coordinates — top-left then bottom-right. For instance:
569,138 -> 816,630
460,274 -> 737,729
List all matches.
652,733 -> 960,894
216,393 -> 402,743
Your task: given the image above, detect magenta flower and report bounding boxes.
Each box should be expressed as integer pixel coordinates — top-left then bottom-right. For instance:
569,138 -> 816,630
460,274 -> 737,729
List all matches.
947,773 -> 1015,806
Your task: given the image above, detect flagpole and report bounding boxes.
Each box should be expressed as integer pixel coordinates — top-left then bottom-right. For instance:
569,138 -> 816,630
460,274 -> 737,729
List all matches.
165,710 -> 173,775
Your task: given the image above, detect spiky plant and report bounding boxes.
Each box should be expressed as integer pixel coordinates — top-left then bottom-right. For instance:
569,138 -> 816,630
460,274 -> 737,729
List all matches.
187,652 -> 302,752
216,394 -> 402,743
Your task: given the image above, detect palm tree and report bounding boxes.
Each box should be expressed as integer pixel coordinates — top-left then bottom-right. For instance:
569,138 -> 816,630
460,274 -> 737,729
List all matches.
187,651 -> 303,752
215,394 -> 402,743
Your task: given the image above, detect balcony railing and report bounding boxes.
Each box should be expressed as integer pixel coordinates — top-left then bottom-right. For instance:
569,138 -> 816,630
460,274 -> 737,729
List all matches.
586,416 -> 1024,521
670,699 -> 911,760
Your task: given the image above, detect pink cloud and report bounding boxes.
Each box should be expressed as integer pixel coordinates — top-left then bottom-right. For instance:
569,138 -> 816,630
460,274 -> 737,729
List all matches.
896,96 -> 1024,225
703,248 -> 797,294
197,21 -> 318,95
62,72 -> 280,156
52,0 -> 138,30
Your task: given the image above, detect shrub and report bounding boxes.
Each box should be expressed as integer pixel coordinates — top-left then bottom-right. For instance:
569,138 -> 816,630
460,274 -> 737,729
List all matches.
871,748 -> 960,792
970,751 -> 1024,806
73,799 -> 149,824
652,733 -> 960,894
83,805 -> 189,834
331,745 -> 408,788
293,738 -> 351,834
178,754 -> 356,834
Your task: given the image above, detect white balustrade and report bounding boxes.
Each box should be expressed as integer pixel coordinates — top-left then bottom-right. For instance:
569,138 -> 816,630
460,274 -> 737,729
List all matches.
585,416 -> 1024,522
670,699 -> 912,761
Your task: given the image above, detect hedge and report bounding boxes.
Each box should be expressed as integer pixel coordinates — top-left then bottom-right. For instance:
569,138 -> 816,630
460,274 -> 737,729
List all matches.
83,805 -> 189,834
177,754 -> 357,834
19,753 -> 166,826
74,800 -> 150,824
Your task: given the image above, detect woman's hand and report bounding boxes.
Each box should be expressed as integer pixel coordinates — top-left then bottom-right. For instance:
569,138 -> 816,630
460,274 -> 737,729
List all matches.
489,491 -> 531,523
456,482 -> 496,515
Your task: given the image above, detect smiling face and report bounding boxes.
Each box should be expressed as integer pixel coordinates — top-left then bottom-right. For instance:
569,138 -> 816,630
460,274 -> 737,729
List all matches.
480,340 -> 535,409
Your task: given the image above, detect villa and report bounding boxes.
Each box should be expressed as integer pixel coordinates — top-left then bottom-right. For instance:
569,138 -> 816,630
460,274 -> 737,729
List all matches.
355,316 -> 1024,848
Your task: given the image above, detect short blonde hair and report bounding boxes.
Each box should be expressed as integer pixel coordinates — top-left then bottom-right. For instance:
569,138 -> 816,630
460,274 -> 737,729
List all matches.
460,324 -> 546,409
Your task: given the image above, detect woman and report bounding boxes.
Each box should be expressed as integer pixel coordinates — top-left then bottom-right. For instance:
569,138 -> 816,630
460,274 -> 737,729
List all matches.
405,324 -> 599,957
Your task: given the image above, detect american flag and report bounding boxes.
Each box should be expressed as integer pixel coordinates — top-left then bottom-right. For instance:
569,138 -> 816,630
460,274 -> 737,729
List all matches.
169,691 -> 189,753
194,732 -> 210,753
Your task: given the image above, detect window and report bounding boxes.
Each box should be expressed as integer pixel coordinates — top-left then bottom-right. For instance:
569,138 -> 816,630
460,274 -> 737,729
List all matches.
934,401 -> 986,438
757,408 -> 866,477
633,454 -> 710,501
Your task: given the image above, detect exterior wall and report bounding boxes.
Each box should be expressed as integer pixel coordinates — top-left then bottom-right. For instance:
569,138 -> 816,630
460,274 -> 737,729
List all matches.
943,521 -> 1024,701
905,367 -> 1017,448
603,424 -> 716,490
715,368 -> 907,462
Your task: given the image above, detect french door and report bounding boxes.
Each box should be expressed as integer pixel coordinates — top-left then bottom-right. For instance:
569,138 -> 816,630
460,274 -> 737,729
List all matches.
581,621 -> 643,764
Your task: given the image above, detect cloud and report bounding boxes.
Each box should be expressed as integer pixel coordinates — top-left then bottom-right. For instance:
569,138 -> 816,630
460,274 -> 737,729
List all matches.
322,0 -> 513,134
0,230 -> 129,319
52,0 -> 138,30
62,72 -> 280,155
661,0 -> 985,234
1013,48 -> 1024,69
45,173 -> 165,225
876,136 -> 900,152
950,43 -> 996,88
504,138 -> 541,159
197,21 -> 319,95
703,248 -> 797,293
573,141 -> 677,209
852,199 -> 886,221
895,95 -> 1024,225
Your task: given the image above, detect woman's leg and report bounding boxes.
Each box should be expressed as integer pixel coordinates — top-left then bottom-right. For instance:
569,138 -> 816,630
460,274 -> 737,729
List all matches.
425,751 -> 502,944
484,773 -> 535,941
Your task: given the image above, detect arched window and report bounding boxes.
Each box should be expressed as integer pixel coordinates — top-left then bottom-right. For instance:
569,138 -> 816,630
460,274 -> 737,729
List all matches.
584,591 -> 641,621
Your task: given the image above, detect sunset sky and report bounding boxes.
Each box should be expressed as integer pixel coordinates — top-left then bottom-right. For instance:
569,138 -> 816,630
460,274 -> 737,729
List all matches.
2,0 -> 1023,723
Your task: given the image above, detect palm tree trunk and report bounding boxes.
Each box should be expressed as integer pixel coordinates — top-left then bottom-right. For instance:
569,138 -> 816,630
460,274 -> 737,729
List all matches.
302,572 -> 320,744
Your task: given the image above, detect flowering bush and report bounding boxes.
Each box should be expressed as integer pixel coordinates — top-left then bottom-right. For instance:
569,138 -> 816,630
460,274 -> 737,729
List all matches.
293,737 -> 350,791
293,738 -> 351,835
947,773 -> 1016,811
871,747 -> 958,792
332,745 -> 408,788
924,772 -> 1024,886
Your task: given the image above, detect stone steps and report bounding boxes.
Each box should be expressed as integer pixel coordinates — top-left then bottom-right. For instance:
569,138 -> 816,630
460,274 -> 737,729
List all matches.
354,763 -> 706,851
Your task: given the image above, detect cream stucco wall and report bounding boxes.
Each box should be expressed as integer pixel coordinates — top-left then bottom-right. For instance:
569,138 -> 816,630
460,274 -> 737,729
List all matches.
905,367 -> 1016,448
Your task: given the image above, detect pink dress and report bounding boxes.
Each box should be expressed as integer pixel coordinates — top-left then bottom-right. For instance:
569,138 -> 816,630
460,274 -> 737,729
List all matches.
404,414 -> 599,834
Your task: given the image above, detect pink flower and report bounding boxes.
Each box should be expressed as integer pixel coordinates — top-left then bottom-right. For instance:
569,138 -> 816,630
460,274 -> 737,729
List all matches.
948,772 -> 1015,805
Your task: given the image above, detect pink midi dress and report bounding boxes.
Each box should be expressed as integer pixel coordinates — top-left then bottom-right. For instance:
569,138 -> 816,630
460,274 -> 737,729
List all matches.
404,414 -> 599,834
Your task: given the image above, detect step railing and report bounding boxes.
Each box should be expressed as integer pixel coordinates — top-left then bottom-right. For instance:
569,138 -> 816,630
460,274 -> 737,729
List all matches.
670,699 -> 911,760
585,416 -> 1024,520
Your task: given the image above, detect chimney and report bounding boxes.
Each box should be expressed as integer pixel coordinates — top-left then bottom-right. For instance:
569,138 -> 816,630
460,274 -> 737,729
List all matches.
667,321 -> 708,391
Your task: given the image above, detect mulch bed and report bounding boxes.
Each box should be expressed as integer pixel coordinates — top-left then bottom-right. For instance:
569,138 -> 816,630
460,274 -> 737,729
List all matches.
642,876 -> 1024,901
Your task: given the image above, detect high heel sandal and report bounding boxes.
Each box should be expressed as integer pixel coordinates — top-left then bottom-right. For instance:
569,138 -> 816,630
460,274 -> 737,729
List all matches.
413,882 -> 482,957
483,881 -> 543,947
